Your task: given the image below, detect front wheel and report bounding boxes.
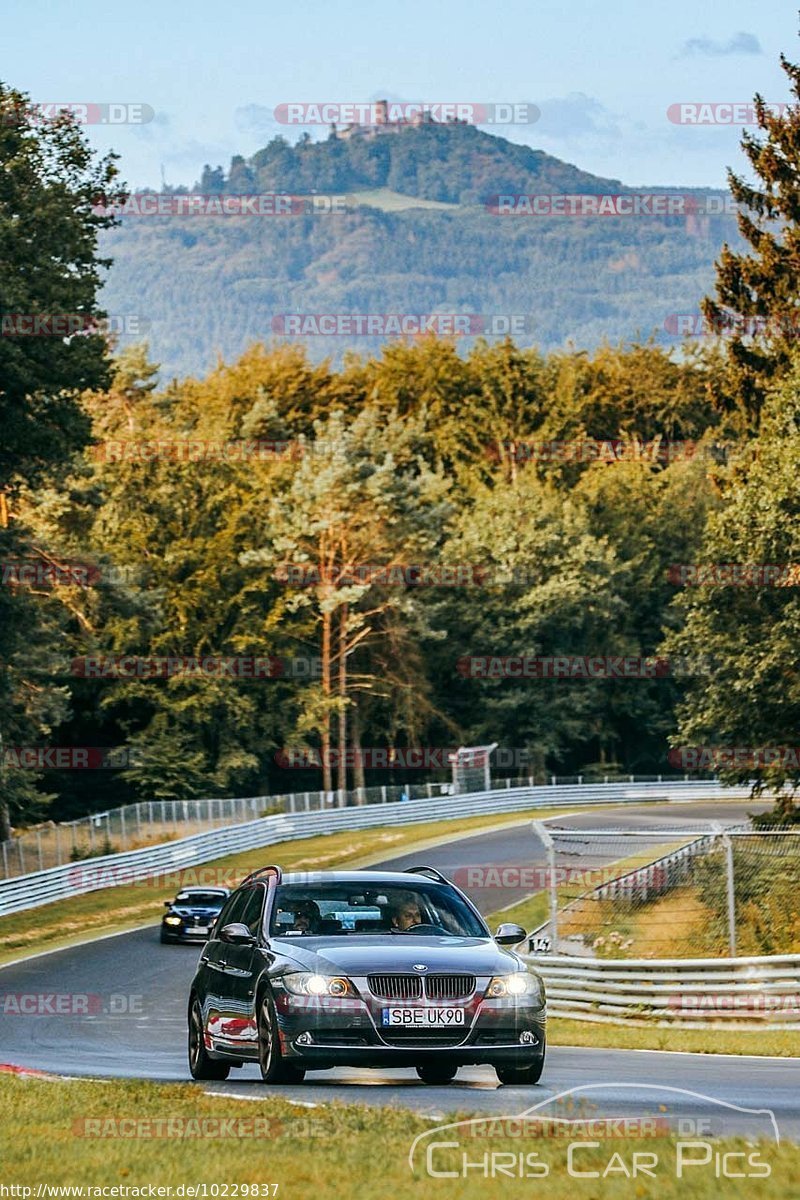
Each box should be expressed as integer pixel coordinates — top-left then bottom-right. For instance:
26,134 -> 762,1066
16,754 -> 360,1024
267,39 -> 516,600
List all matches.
495,1054 -> 545,1085
257,992 -> 306,1084
416,1063 -> 458,1085
188,999 -> 230,1080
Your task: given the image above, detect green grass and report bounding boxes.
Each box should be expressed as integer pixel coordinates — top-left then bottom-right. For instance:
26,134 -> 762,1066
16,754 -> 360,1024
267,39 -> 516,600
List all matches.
1,1074 -> 795,1197
548,1018 -> 800,1057
485,841 -> 692,941
0,805 -> 592,967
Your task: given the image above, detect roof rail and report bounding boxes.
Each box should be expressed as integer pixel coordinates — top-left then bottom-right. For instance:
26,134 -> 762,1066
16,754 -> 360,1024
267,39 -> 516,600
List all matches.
240,865 -> 283,887
404,865 -> 449,884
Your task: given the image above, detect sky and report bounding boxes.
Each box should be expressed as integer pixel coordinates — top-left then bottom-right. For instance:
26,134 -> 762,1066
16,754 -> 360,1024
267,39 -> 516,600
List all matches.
2,0 -> 797,190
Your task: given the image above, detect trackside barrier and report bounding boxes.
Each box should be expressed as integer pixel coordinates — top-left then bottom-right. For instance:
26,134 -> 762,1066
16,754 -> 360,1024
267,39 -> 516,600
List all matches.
524,952 -> 800,1028
0,781 -> 750,917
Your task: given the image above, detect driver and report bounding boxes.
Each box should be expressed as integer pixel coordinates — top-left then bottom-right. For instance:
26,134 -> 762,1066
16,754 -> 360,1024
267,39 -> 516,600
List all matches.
288,899 -> 321,934
388,892 -> 423,931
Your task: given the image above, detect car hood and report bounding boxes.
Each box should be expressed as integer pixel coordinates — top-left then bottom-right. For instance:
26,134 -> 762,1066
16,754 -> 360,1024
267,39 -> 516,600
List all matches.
270,935 -> 530,977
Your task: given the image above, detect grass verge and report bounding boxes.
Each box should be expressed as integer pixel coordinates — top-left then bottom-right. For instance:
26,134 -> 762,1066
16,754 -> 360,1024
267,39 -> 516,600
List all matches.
485,841 -> 692,943
548,1018 -> 800,1057
0,805 -> 591,967
1,1074 -> 795,1198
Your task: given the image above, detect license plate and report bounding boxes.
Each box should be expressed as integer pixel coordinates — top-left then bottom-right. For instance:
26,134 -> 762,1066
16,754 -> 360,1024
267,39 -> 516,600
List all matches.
382,1007 -> 465,1027
193,925 -> 210,934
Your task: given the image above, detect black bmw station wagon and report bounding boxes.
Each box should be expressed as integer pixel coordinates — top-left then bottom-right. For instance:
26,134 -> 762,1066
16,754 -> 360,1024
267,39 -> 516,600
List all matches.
187,865 -> 546,1085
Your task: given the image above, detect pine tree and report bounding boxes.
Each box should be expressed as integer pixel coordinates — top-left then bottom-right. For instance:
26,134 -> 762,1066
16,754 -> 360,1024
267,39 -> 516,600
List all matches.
702,50 -> 800,427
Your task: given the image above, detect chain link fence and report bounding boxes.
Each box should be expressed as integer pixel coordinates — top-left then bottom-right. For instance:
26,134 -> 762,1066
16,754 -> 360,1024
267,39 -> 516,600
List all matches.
0,772 -> 712,880
532,822 -> 800,960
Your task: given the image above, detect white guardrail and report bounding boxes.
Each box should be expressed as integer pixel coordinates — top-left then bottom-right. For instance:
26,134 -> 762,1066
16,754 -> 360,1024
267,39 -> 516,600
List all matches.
0,780 -> 749,918
525,953 -> 800,1029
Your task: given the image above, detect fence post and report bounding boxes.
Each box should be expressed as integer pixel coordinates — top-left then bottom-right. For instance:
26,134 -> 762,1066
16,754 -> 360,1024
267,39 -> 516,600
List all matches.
2,840 -> 8,878
55,823 -> 62,866
36,830 -> 43,871
533,821 -> 557,952
381,786 -> 387,804
723,831 -> 737,957
18,838 -> 25,873
120,807 -> 127,850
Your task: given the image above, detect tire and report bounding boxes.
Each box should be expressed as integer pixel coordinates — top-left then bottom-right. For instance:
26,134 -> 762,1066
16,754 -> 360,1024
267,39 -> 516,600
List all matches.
416,1063 -> 458,1085
188,998 -> 230,1080
160,928 -> 176,944
257,991 -> 306,1084
495,1054 -> 545,1086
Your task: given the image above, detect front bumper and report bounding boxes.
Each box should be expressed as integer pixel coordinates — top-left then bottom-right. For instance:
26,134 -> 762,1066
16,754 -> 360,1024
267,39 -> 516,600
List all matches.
162,922 -> 211,941
271,985 -> 546,1068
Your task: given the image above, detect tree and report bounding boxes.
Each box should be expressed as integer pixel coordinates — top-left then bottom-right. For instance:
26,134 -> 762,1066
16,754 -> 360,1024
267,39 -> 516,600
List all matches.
702,50 -> 800,427
0,83 -> 122,839
667,359 -> 800,813
240,407 -> 451,792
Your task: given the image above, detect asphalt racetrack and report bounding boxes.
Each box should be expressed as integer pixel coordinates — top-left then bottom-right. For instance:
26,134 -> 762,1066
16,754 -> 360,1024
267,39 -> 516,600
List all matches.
1,799 -> 797,1139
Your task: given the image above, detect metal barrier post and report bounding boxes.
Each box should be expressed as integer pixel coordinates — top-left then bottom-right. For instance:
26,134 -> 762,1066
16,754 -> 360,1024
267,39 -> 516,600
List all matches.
533,821 -> 557,951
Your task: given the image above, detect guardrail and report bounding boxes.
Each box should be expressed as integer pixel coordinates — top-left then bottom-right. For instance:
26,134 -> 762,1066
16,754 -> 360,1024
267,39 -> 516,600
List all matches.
526,952 -> 800,1028
1,772 -> 715,879
0,780 -> 749,917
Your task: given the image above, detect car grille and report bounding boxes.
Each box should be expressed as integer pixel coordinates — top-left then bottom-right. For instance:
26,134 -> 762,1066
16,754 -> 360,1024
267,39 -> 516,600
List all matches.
367,974 -> 423,1000
367,974 -> 476,1001
424,974 -> 476,1000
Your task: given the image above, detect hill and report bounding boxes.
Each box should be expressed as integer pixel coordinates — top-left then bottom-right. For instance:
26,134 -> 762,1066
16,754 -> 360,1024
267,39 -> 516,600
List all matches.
99,121 -> 743,379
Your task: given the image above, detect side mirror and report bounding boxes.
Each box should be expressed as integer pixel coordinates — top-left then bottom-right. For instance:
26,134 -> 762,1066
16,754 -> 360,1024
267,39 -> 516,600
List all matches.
163,900 -> 173,908
220,922 -> 256,945
495,922 -> 527,946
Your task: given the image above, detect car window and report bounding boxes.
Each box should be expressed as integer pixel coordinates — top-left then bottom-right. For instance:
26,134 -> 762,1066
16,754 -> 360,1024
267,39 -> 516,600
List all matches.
270,882 -> 486,937
175,891 -> 227,907
213,888 -> 250,935
242,887 -> 264,937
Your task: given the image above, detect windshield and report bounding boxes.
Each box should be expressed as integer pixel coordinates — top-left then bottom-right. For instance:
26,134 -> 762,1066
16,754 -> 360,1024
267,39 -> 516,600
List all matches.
175,891 -> 227,907
270,881 -> 487,938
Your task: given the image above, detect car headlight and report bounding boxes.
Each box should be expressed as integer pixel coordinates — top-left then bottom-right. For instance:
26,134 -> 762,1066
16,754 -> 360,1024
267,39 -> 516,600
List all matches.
164,915 -> 182,926
486,973 -> 544,1003
281,973 -> 356,997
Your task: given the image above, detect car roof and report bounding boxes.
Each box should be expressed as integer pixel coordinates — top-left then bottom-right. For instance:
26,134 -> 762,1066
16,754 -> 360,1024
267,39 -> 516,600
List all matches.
278,870 -> 450,886
176,887 -> 229,895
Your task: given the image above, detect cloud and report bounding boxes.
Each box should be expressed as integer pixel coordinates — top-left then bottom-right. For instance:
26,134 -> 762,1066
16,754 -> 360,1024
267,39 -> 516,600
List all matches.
678,31 -> 762,58
536,93 -> 622,139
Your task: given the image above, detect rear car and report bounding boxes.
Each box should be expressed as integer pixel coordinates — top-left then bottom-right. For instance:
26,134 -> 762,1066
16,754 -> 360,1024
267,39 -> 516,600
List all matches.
161,887 -> 230,943
187,866 -> 545,1085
